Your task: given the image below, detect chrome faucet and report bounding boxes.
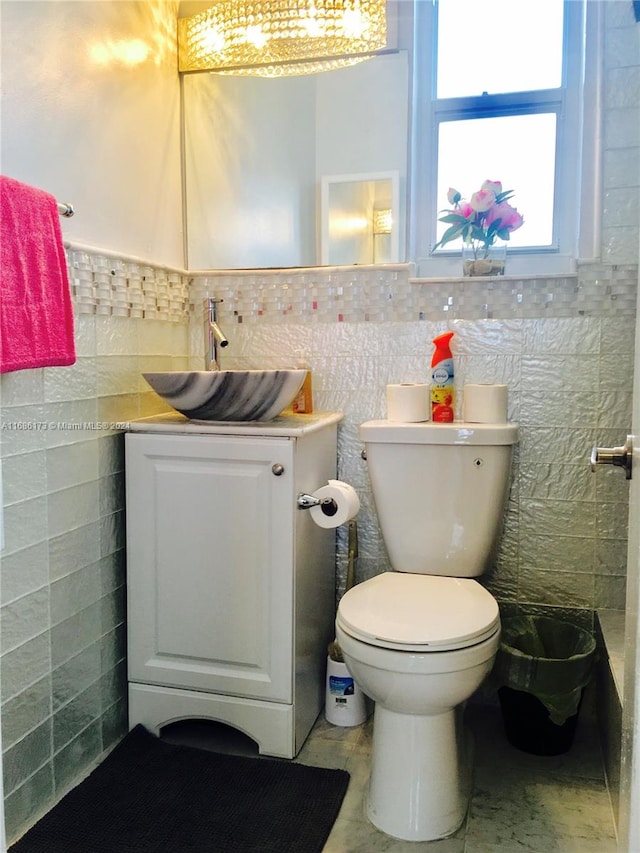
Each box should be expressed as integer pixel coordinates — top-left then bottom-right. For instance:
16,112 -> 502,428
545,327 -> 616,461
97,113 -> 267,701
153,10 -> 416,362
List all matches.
204,298 -> 229,370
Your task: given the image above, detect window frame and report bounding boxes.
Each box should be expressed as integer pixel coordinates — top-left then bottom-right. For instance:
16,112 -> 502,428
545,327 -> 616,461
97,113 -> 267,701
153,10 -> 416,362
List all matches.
406,0 -> 601,278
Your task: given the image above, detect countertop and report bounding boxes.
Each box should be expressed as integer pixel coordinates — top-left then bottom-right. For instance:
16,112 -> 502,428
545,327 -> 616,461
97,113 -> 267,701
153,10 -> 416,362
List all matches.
127,411 -> 343,438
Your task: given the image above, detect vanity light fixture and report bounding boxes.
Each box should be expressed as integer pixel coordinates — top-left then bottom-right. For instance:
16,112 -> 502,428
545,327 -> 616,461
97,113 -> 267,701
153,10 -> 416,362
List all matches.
373,207 -> 393,235
177,0 -> 387,77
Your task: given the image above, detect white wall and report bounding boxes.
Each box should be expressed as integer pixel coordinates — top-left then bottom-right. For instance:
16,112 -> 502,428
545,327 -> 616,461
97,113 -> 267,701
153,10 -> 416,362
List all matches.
183,49 -> 409,269
315,51 -> 408,180
0,0 -> 184,268
183,73 -> 317,268
315,51 -> 409,258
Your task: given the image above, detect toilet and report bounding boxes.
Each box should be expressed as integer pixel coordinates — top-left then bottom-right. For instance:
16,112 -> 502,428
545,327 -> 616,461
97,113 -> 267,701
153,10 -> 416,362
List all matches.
335,419 -> 518,842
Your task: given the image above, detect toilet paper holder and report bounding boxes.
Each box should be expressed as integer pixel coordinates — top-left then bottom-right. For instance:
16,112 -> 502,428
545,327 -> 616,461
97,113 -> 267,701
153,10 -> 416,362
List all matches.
297,493 -> 338,514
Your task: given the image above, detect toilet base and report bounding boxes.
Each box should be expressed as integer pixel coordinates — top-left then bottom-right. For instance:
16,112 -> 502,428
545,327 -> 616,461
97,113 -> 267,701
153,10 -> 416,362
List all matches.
366,705 -> 471,841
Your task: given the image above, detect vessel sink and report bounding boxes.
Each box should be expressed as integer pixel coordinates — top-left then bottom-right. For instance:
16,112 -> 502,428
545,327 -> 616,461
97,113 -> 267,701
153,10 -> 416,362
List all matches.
143,369 -> 307,422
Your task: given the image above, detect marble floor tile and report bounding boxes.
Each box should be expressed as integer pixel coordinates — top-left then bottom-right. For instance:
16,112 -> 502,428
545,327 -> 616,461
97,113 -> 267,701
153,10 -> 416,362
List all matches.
162,702 -> 617,852
316,703 -> 617,852
323,817 -> 467,853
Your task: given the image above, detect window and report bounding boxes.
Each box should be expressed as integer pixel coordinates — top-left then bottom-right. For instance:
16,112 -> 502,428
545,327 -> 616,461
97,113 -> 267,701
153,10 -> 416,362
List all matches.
409,0 -> 598,277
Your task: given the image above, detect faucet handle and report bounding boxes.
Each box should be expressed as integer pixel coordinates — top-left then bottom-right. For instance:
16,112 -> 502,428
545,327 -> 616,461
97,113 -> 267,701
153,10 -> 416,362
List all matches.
203,297 -> 224,317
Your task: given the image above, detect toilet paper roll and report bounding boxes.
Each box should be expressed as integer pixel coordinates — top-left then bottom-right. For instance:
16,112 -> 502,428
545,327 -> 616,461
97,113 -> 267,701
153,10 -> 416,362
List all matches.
309,480 -> 360,529
386,383 -> 429,423
463,384 -> 508,423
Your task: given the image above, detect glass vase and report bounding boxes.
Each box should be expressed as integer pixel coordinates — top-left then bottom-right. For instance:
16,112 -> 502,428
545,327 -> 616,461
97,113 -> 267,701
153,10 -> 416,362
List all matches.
462,243 -> 507,277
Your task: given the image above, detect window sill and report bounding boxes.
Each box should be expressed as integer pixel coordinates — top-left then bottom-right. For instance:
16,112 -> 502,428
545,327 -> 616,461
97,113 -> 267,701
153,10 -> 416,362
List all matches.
409,272 -> 577,285
414,253 -> 576,280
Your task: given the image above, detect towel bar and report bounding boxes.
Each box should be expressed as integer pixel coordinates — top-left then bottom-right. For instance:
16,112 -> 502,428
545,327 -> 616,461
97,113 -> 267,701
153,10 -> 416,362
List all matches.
57,201 -> 74,217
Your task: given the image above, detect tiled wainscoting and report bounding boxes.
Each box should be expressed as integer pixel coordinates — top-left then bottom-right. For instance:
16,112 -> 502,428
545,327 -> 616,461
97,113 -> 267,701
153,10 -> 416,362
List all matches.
190,261 -> 638,625
596,608 -> 626,831
0,249 -> 189,841
1,251 -> 637,844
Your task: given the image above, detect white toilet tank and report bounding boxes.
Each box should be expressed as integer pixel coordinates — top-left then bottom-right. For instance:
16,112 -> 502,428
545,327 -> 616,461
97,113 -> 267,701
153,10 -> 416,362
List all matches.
360,420 -> 518,578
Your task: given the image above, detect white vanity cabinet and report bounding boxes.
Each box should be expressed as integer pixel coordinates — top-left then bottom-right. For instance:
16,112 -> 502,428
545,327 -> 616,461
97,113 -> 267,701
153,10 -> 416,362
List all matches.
125,412 -> 341,758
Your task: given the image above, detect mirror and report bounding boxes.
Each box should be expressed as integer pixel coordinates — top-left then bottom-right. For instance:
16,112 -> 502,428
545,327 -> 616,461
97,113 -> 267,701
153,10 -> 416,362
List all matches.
183,52 -> 409,269
320,172 -> 399,266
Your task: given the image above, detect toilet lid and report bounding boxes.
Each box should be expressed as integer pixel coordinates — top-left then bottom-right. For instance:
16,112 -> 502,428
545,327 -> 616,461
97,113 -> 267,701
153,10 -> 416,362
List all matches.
337,573 -> 500,652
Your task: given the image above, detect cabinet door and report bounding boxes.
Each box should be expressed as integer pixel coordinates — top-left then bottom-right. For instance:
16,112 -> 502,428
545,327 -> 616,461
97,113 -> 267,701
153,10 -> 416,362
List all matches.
126,433 -> 295,703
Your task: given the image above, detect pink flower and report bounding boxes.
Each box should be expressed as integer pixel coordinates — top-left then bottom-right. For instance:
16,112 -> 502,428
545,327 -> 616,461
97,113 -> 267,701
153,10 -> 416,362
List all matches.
481,180 -> 503,196
433,179 -> 525,254
485,201 -> 524,232
470,189 -> 496,212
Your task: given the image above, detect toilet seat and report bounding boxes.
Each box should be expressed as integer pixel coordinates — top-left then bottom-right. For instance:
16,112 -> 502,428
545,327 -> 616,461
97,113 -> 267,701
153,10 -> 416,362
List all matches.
337,572 -> 500,652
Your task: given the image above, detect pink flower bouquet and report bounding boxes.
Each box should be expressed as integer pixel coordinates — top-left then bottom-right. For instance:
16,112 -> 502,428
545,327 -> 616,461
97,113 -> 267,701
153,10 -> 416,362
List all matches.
433,180 -> 524,259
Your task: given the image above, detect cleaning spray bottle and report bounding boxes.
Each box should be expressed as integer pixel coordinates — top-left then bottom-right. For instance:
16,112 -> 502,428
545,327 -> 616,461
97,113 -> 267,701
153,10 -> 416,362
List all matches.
431,332 -> 455,422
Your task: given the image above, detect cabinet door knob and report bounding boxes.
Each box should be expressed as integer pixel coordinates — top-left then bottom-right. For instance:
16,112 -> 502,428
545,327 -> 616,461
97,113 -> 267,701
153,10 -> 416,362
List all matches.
272,463 -> 285,476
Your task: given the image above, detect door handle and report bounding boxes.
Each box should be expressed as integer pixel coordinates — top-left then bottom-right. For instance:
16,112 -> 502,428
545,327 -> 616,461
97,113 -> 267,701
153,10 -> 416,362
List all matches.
590,435 -> 633,480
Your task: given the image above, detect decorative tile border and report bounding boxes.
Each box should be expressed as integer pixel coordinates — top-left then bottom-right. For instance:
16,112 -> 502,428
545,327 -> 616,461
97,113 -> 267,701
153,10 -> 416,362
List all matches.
65,248 -> 190,322
190,262 -> 638,324
62,246 -> 637,325
410,266 -> 638,320
189,264 -> 409,324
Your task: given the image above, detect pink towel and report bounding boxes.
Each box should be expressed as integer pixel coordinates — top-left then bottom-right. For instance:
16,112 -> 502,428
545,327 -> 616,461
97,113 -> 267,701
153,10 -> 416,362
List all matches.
1,175 -> 76,373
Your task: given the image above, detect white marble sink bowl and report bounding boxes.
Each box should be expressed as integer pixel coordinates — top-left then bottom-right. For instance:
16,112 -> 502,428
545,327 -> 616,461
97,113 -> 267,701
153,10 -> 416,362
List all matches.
143,370 -> 307,422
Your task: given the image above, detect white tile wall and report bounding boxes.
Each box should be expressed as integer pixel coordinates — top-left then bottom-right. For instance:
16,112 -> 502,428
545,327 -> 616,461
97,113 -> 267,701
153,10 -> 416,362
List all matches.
0,261 -> 189,841
4,251 -> 636,843
601,1 -> 640,265
188,261 -> 637,618
7,259 -> 640,845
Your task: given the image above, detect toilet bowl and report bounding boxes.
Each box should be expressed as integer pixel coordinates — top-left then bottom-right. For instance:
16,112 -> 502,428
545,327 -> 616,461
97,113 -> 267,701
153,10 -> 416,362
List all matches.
336,420 -> 517,841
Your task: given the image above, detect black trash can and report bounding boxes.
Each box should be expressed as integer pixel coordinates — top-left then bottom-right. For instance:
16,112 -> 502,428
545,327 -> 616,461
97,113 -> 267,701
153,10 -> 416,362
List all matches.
495,615 -> 596,756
